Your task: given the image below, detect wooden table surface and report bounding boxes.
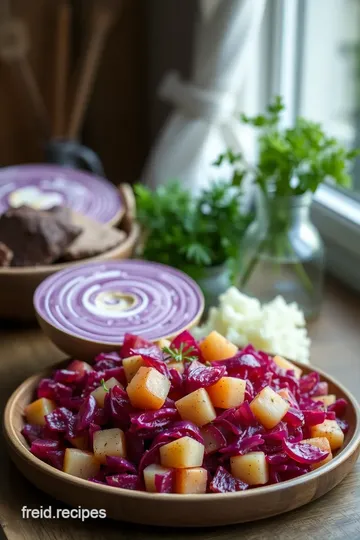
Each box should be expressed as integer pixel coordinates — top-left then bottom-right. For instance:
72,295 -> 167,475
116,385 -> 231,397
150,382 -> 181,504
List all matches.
1,277 -> 360,540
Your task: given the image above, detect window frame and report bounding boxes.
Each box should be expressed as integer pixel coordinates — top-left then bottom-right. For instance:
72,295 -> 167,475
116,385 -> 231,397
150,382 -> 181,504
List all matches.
269,0 -> 360,291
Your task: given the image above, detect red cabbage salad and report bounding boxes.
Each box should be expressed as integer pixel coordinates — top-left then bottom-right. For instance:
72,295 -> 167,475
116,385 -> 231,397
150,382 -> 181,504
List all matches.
22,330 -> 348,494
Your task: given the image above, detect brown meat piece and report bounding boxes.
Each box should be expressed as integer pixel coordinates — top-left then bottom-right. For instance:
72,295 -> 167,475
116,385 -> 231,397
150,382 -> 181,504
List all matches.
62,211 -> 126,261
0,206 -> 81,266
0,242 -> 13,267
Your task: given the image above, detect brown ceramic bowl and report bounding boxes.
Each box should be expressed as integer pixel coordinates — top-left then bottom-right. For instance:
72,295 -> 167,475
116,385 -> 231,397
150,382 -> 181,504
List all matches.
0,184 -> 139,321
34,260 -> 205,361
3,359 -> 360,527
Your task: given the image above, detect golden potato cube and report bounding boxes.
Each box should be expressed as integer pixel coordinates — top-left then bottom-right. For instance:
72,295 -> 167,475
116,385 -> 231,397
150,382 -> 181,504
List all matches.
302,437 -> 333,469
175,467 -> 207,494
273,355 -> 302,379
156,338 -> 171,349
24,397 -> 56,426
231,452 -> 269,485
175,388 -> 216,427
63,449 -> 100,479
93,428 -> 126,464
199,331 -> 238,362
91,377 -> 122,407
250,386 -> 289,429
143,463 -> 173,493
207,376 -> 246,409
312,395 -> 336,407
69,433 -> 89,450
160,436 -> 204,468
309,419 -> 344,451
167,361 -> 185,374
127,366 -> 170,410
122,355 -> 145,383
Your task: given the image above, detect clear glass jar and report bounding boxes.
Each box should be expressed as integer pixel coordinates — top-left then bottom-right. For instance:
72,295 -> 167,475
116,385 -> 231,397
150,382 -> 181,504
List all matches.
237,189 -> 325,319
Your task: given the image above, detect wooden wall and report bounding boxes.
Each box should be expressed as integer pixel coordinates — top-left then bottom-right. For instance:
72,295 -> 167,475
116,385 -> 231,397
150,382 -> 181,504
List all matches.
0,0 -> 147,184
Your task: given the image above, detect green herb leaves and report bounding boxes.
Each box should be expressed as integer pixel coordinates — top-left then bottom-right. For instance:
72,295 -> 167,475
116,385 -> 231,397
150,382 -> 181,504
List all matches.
240,95 -> 359,196
134,175 -> 251,271
162,343 -> 198,363
100,379 -> 109,392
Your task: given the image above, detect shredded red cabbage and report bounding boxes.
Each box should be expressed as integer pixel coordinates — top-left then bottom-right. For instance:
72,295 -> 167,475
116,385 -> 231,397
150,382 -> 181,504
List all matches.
210,466 -> 248,493
105,474 -> 141,490
185,361 -> 227,393
25,334 -> 347,494
154,470 -> 174,493
105,455 -> 137,474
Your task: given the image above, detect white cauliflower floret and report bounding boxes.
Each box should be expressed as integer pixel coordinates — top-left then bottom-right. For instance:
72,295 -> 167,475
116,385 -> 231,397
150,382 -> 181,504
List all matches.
194,289 -> 311,364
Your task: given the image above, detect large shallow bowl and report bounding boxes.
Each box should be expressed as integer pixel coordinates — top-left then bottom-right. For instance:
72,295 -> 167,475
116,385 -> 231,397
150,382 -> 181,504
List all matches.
3,359 -> 360,527
0,184 -> 138,321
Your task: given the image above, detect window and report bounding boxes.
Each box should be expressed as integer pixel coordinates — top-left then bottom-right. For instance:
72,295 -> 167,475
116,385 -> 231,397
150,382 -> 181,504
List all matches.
270,0 -> 360,290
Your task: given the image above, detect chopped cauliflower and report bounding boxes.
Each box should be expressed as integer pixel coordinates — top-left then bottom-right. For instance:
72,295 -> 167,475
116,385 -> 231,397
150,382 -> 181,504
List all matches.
193,288 -> 310,364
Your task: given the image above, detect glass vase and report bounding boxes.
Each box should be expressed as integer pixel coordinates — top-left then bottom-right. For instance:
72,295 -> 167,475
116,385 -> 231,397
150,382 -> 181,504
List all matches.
237,189 -> 325,319
185,263 -> 231,313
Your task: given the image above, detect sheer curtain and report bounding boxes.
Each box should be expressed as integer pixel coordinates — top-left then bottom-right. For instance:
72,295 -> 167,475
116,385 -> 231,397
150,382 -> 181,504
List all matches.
142,0 -> 267,193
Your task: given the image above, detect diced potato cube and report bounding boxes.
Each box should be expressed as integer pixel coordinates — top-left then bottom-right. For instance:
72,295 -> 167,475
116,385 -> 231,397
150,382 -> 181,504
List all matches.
67,360 -> 93,376
312,395 -> 336,407
160,436 -> 204,468
167,361 -> 185,374
175,388 -> 216,427
63,449 -> 100,479
231,452 -> 269,485
91,377 -> 122,407
127,366 -> 170,410
309,419 -> 344,451
93,428 -> 126,464
250,386 -> 289,429
24,398 -> 56,426
143,463 -> 173,493
273,355 -> 302,379
69,433 -> 89,450
207,377 -> 246,409
175,467 -> 207,494
302,437 -> 333,469
199,331 -> 238,363
122,355 -> 145,383
156,338 -> 171,349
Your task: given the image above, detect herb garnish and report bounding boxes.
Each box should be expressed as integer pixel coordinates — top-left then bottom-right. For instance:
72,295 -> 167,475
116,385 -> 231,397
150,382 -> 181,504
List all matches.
100,379 -> 109,392
162,343 -> 198,363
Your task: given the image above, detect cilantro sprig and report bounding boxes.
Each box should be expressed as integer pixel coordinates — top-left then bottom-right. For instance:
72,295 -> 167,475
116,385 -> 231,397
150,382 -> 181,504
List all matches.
162,343 -> 198,363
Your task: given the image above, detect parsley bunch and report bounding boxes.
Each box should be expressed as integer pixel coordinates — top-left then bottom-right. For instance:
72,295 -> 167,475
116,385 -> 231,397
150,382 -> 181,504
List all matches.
135,170 -> 251,272
240,95 -> 359,195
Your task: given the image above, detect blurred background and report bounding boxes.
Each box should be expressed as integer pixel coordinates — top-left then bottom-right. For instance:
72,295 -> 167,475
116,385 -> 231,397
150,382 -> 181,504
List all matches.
1,0 -> 360,290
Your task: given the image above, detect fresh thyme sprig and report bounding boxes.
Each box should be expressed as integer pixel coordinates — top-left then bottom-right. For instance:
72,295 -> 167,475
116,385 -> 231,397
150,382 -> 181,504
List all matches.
100,378 -> 109,392
162,343 -> 198,363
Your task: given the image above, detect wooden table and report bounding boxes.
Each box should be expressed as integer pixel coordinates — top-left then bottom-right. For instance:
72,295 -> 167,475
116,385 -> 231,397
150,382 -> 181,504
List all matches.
1,277 -> 360,540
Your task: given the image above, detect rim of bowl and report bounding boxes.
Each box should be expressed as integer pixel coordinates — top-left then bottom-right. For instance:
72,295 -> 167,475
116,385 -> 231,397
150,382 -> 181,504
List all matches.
4,359 -> 360,502
33,259 -> 205,347
0,220 -> 139,276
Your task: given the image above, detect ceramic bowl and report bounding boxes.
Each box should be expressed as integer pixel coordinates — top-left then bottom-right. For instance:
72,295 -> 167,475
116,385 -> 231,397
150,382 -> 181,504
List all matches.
3,360 -> 360,527
0,184 -> 138,321
34,259 -> 204,360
